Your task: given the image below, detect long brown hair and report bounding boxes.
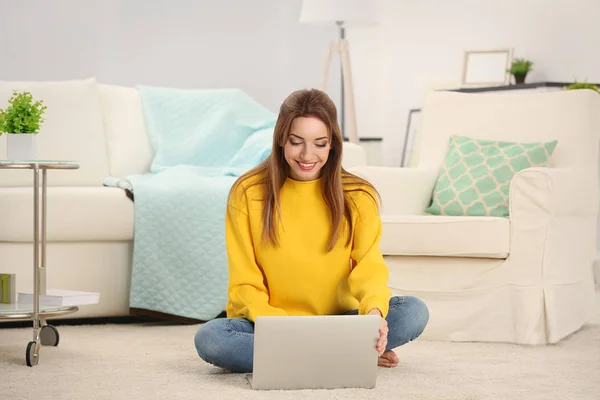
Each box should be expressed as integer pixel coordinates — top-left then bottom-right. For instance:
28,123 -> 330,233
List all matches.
228,88 -> 379,251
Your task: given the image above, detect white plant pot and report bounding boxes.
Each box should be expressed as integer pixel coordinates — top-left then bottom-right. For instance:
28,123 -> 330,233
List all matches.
6,133 -> 37,161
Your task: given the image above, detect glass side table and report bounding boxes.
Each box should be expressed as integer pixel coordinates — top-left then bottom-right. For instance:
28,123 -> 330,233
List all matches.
0,161 -> 80,367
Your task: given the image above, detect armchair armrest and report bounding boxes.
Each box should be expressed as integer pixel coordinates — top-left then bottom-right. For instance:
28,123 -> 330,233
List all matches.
510,167 -> 598,218
508,167 -> 598,284
507,167 -> 598,342
348,166 -> 439,215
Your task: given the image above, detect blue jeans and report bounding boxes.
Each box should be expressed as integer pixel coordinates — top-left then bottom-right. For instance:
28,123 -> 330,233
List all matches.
194,296 -> 429,373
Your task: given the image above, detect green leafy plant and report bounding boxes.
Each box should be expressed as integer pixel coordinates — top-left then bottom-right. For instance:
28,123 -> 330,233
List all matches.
507,58 -> 534,76
0,91 -> 47,135
564,81 -> 599,93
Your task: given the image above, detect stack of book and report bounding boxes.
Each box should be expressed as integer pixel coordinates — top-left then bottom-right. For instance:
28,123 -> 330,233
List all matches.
17,289 -> 100,307
0,273 -> 16,304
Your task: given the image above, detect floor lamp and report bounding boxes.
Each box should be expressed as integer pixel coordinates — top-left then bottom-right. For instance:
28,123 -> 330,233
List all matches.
299,0 -> 379,144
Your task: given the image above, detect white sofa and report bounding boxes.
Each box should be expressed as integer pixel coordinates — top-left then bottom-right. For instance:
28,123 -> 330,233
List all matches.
351,89 -> 600,345
0,78 -> 368,320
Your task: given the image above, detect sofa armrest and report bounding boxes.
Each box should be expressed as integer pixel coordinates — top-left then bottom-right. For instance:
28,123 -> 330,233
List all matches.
508,167 -> 598,341
348,166 -> 439,215
508,167 -> 598,284
510,167 -> 598,218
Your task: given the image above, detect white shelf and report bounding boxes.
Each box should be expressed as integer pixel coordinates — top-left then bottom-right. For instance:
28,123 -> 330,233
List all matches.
0,302 -> 69,314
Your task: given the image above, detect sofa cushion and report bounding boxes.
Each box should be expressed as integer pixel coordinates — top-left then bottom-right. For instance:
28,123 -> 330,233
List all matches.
98,84 -> 153,178
380,214 -> 510,259
425,136 -> 558,218
0,187 -> 133,241
0,78 -> 110,186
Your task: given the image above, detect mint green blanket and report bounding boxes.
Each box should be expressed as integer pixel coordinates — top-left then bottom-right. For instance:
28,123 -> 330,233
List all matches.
106,86 -> 276,320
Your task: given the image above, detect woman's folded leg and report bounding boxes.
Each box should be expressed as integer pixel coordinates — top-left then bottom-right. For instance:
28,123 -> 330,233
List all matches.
386,295 -> 429,351
194,317 -> 255,373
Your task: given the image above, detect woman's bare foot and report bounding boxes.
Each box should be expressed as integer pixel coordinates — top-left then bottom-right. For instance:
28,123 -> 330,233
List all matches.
378,350 -> 399,368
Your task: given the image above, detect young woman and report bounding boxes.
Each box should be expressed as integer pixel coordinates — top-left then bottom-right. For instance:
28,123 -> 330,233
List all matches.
194,89 -> 429,373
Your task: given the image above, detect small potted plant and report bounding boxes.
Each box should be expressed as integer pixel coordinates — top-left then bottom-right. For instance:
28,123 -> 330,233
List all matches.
507,58 -> 533,85
564,81 -> 600,93
0,90 -> 47,160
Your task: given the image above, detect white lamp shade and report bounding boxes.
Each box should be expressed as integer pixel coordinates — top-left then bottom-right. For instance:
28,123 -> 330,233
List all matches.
299,0 -> 379,26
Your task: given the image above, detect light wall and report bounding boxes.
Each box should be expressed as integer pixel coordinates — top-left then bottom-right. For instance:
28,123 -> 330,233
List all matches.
3,0 -> 598,166
0,0 -> 341,114
349,0 -> 600,165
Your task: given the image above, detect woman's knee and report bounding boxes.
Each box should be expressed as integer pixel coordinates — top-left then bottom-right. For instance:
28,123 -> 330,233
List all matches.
404,296 -> 429,337
194,319 -> 226,363
387,296 -> 429,345
194,318 -> 255,373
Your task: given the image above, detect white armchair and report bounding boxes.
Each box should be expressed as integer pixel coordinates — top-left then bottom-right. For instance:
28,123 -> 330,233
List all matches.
351,89 -> 600,345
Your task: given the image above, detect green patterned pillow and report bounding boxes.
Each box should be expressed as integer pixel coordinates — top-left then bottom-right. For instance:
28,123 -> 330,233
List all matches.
425,136 -> 558,217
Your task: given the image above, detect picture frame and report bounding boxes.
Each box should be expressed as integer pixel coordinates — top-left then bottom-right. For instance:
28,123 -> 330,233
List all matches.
461,49 -> 513,87
401,108 -> 421,167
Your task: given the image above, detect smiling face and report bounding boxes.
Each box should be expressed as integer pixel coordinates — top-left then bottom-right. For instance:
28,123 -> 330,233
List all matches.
283,116 -> 331,181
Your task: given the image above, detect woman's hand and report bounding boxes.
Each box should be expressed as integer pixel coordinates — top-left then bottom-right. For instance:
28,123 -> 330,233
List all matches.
367,308 -> 387,356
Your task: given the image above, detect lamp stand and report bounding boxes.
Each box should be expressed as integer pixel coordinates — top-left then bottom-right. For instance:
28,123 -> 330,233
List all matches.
320,21 -> 359,144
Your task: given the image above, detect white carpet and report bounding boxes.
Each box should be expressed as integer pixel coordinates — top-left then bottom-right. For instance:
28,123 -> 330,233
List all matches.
1,291 -> 599,400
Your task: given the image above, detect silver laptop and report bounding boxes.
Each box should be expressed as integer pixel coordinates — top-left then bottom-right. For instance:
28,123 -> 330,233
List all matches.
247,314 -> 381,390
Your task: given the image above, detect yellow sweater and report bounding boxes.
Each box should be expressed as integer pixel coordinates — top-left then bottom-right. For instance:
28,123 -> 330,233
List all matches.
225,175 -> 391,322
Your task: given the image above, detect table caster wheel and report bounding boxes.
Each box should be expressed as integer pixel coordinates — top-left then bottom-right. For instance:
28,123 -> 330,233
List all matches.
40,325 -> 60,346
26,341 -> 39,367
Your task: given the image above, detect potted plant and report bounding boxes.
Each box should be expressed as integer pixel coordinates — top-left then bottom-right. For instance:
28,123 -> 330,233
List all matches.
0,90 -> 47,160
564,81 -> 600,93
507,58 -> 533,85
